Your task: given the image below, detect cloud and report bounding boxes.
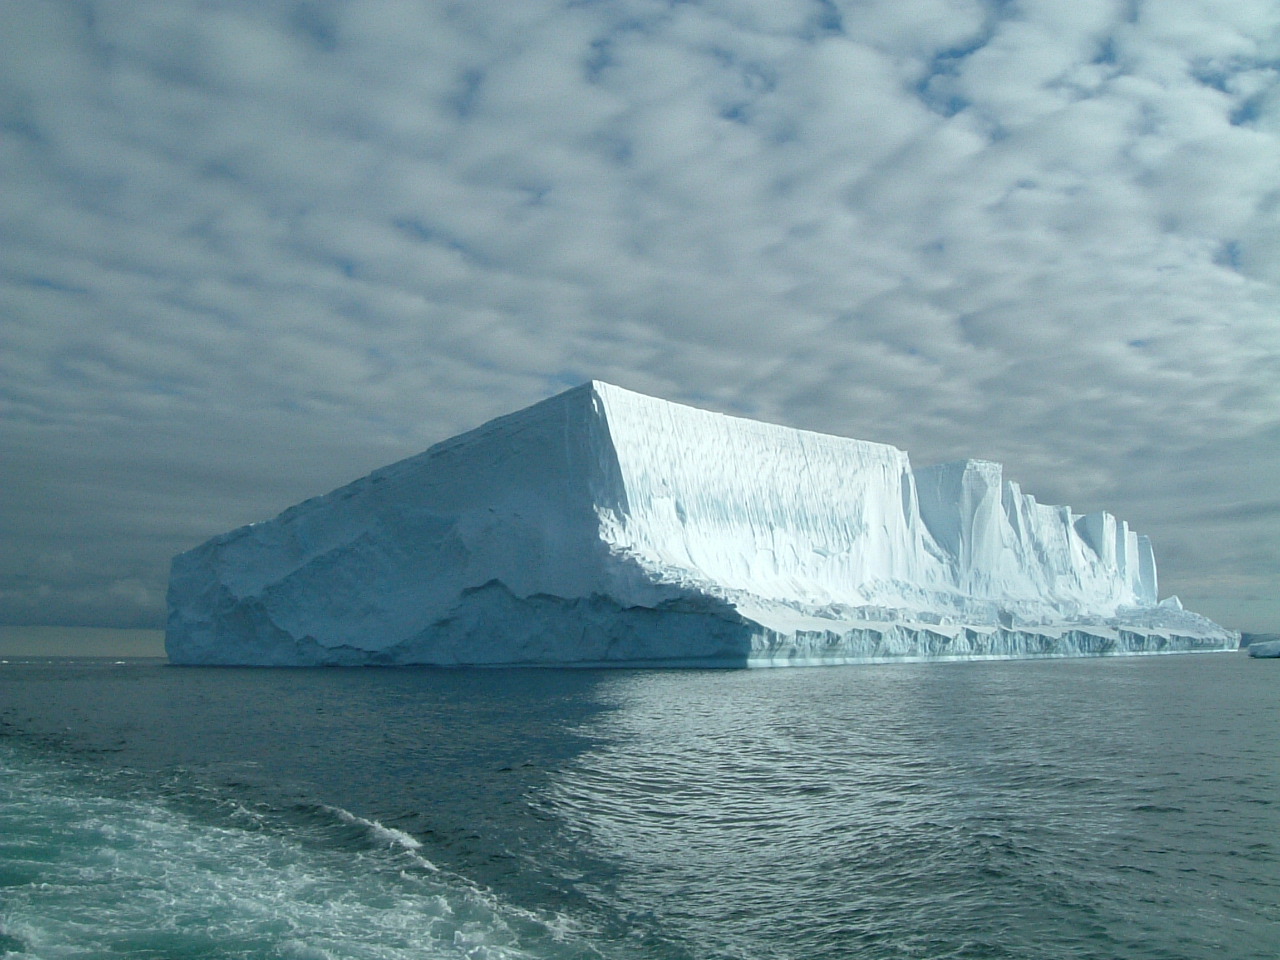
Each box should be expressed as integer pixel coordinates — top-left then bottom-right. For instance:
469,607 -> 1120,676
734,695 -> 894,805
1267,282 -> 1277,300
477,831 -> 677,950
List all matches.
1,0 -> 1278,630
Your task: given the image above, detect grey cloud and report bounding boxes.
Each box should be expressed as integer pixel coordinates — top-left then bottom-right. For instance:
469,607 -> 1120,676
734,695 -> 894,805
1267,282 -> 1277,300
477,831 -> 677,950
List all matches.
2,0 -> 1278,631
1191,500 -> 1280,522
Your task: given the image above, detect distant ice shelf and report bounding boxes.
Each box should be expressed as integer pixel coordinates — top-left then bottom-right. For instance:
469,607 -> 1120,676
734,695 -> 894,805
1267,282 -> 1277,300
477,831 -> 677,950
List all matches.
166,382 -> 1238,666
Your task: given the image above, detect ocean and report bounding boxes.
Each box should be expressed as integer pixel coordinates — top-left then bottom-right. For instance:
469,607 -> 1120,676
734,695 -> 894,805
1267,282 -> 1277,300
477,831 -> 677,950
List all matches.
0,653 -> 1275,959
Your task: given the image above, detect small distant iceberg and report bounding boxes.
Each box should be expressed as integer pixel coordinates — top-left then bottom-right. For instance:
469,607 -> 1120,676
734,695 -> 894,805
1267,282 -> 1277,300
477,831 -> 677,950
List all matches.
1247,639 -> 1280,658
166,382 -> 1238,666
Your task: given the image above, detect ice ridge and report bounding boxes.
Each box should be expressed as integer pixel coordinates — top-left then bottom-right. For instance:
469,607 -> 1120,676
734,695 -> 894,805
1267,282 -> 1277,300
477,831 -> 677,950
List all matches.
166,382 -> 1237,666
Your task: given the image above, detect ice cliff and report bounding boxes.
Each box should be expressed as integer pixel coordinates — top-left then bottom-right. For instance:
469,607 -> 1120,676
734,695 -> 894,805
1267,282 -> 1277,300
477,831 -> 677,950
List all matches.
166,382 -> 1237,666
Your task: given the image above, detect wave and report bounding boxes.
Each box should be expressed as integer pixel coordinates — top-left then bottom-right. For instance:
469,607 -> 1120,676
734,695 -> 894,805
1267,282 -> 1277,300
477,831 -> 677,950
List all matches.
0,745 -> 613,960
322,804 -> 438,868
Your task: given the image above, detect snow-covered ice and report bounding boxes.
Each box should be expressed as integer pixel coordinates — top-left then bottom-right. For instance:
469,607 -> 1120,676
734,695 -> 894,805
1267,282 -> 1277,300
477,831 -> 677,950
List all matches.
166,382 -> 1237,666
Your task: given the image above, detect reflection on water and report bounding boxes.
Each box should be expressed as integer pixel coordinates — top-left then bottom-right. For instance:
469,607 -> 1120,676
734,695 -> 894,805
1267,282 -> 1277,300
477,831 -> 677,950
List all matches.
544,658 -> 1279,960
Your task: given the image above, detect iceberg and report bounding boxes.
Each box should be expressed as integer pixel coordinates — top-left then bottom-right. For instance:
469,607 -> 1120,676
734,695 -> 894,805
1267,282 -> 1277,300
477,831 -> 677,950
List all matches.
166,382 -> 1238,666
1247,640 -> 1280,658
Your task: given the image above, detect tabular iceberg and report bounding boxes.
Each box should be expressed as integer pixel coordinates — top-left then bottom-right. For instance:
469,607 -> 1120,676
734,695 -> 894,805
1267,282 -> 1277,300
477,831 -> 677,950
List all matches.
166,381 -> 1237,666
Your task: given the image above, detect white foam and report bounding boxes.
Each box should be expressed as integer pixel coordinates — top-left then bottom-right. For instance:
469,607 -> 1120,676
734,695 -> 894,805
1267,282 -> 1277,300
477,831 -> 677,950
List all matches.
0,747 -> 592,960
323,804 -> 439,871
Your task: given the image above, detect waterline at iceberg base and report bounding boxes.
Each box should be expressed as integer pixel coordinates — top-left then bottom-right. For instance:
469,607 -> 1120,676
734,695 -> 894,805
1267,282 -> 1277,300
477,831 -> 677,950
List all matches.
166,382 -> 1237,666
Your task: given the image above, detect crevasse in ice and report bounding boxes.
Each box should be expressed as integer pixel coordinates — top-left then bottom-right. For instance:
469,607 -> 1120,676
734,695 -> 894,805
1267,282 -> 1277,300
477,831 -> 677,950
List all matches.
166,382 -> 1236,665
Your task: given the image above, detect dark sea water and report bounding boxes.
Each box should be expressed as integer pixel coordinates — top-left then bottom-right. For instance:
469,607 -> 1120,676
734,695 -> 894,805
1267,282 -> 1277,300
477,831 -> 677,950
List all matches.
0,653 -> 1276,959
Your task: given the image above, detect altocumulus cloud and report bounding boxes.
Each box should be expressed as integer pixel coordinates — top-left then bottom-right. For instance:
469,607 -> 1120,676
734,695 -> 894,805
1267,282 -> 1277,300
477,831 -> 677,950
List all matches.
1,0 -> 1277,631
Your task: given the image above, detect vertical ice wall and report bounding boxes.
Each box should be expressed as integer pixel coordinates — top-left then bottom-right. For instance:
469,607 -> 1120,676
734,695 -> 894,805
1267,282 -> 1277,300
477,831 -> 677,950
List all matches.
911,460 -> 1153,614
914,460 -> 1011,595
1137,536 -> 1157,601
1074,512 -> 1158,605
592,383 -> 949,606
592,386 -> 1155,617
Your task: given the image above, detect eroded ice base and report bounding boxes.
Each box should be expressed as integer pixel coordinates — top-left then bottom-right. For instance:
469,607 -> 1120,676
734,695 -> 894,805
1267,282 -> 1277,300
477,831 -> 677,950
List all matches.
169,580 -> 1236,667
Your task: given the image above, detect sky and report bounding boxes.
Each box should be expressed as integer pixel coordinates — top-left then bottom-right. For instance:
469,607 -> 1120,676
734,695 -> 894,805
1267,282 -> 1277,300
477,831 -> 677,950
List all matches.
2,0 -> 1278,637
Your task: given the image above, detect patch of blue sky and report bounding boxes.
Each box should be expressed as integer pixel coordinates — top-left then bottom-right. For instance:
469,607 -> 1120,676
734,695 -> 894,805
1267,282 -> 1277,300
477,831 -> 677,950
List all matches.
21,275 -> 88,296
447,68 -> 485,120
392,218 -> 486,265
289,2 -> 339,53
1230,95 -> 1267,127
1187,54 -> 1278,127
813,0 -> 843,37
915,45 -> 986,117
1214,240 -> 1243,271
584,35 -> 614,83
1188,55 -> 1266,94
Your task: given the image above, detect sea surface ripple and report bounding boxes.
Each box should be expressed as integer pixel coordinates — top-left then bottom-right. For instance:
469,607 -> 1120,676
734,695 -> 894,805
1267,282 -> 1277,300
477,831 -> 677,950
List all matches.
0,652 -> 1276,959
